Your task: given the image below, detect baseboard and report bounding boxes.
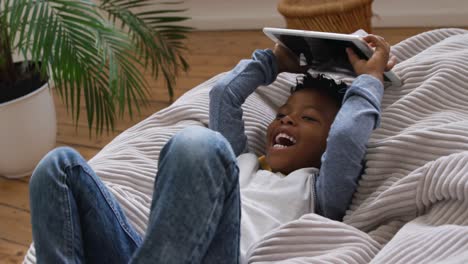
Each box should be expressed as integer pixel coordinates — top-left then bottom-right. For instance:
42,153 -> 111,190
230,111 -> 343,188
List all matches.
183,13 -> 468,31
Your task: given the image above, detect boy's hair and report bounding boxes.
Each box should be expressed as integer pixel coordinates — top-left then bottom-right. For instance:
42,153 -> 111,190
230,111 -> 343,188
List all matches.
291,73 -> 348,107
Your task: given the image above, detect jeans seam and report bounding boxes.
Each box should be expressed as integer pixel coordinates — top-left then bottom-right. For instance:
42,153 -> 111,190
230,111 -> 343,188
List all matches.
64,162 -> 141,247
58,165 -> 77,263
229,161 -> 241,264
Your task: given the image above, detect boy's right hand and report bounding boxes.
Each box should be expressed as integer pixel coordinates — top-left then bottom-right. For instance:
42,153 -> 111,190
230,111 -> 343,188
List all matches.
346,35 -> 397,84
273,44 -> 308,74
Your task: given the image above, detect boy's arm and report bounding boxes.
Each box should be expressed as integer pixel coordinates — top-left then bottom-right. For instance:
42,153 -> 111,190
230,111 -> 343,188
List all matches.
209,49 -> 278,156
315,74 -> 384,221
316,34 -> 395,221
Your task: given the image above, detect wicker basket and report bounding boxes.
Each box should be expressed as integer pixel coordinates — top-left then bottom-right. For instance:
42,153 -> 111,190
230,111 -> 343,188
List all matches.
277,0 -> 373,33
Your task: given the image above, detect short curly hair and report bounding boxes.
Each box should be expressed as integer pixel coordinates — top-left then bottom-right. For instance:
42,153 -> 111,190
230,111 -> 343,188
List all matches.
291,73 -> 348,107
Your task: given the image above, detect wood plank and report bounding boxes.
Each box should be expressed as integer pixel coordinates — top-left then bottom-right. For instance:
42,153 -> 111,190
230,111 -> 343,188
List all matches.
374,27 -> 434,45
0,239 -> 29,264
54,143 -> 101,162
54,98 -> 171,124
0,205 -> 31,246
0,178 -> 29,211
56,124 -> 119,149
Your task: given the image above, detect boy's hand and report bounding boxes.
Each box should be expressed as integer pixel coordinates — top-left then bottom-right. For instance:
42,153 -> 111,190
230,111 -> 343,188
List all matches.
346,35 -> 397,84
273,44 -> 308,74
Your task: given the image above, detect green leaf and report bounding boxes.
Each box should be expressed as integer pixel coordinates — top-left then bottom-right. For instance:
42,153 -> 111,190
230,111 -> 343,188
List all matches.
3,0 -> 192,134
83,72 -> 93,132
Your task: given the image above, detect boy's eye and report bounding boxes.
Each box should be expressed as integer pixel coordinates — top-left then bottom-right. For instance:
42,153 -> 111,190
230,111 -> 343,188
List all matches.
302,116 -> 317,122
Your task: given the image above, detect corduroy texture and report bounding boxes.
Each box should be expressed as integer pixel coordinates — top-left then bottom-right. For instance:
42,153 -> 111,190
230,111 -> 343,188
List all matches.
24,28 -> 468,263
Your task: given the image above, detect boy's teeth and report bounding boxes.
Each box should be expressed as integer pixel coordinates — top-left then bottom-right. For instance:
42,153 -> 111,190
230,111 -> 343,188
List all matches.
274,133 -> 297,145
273,144 -> 287,149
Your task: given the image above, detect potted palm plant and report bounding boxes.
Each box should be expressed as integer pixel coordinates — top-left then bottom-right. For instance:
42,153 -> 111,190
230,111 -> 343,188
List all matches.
0,0 -> 191,178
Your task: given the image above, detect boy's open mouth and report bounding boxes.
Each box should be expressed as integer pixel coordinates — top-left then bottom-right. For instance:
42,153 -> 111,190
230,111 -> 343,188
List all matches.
272,132 -> 297,149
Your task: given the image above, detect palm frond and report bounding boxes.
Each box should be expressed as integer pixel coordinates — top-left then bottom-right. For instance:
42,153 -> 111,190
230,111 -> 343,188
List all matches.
99,0 -> 192,91
1,0 -> 191,134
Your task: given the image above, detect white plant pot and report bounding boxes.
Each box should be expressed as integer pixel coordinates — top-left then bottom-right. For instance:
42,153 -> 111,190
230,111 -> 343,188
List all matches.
0,82 -> 56,178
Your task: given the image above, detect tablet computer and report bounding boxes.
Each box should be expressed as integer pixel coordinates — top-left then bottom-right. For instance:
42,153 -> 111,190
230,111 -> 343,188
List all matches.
263,27 -> 402,87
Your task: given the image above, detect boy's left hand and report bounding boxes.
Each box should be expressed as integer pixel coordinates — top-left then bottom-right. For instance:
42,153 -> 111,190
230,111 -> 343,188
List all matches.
346,34 -> 397,84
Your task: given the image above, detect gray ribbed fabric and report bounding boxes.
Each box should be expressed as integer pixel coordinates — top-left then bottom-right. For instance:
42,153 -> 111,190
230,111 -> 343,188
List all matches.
24,28 -> 468,263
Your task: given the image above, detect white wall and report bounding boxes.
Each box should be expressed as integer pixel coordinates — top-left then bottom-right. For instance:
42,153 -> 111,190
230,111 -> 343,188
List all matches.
372,0 -> 468,27
179,0 -> 468,30
180,0 -> 284,30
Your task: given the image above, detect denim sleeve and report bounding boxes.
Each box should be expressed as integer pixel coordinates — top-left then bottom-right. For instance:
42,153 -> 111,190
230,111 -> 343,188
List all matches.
209,49 -> 278,156
316,74 -> 384,221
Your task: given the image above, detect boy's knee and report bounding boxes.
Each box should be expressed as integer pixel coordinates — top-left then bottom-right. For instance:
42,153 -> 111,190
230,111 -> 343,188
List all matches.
159,126 -> 239,188
165,126 -> 236,163
30,147 -> 82,193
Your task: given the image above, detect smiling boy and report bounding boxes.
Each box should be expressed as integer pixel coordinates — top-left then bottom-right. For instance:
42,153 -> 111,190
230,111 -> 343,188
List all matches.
209,35 -> 395,260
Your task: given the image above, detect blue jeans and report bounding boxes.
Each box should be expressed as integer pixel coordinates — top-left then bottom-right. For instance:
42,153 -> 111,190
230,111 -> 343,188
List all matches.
29,126 -> 241,263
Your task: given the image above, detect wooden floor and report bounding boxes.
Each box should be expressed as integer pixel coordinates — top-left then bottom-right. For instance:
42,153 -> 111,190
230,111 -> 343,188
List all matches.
0,27 -> 446,263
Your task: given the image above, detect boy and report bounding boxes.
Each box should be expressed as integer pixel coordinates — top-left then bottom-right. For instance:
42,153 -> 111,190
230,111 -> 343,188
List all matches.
209,34 -> 394,261
29,35 -> 394,263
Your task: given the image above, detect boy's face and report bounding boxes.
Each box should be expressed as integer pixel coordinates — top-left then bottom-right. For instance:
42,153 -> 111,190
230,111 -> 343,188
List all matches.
265,88 -> 339,174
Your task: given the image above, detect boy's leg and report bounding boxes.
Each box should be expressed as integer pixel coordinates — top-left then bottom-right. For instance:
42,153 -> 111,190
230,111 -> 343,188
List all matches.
29,147 -> 142,264
131,126 -> 241,264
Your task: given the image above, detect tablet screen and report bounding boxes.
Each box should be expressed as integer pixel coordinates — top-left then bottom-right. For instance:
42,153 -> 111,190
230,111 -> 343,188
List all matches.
276,34 -> 368,76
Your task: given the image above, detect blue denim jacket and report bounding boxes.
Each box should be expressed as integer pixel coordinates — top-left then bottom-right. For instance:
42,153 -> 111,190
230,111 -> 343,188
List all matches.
209,49 -> 383,221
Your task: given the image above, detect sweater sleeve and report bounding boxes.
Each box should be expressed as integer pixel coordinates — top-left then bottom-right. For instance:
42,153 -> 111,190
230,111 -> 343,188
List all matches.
316,74 -> 384,221
209,49 -> 278,156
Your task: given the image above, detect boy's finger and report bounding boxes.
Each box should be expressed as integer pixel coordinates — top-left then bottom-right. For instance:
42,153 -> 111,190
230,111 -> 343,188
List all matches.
363,34 -> 381,45
385,56 -> 397,71
346,48 -> 360,66
364,35 -> 387,51
275,43 -> 297,60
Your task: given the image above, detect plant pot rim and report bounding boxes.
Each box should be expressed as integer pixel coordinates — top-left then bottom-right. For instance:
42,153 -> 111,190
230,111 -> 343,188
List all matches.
0,81 -> 49,108
0,77 -> 50,108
